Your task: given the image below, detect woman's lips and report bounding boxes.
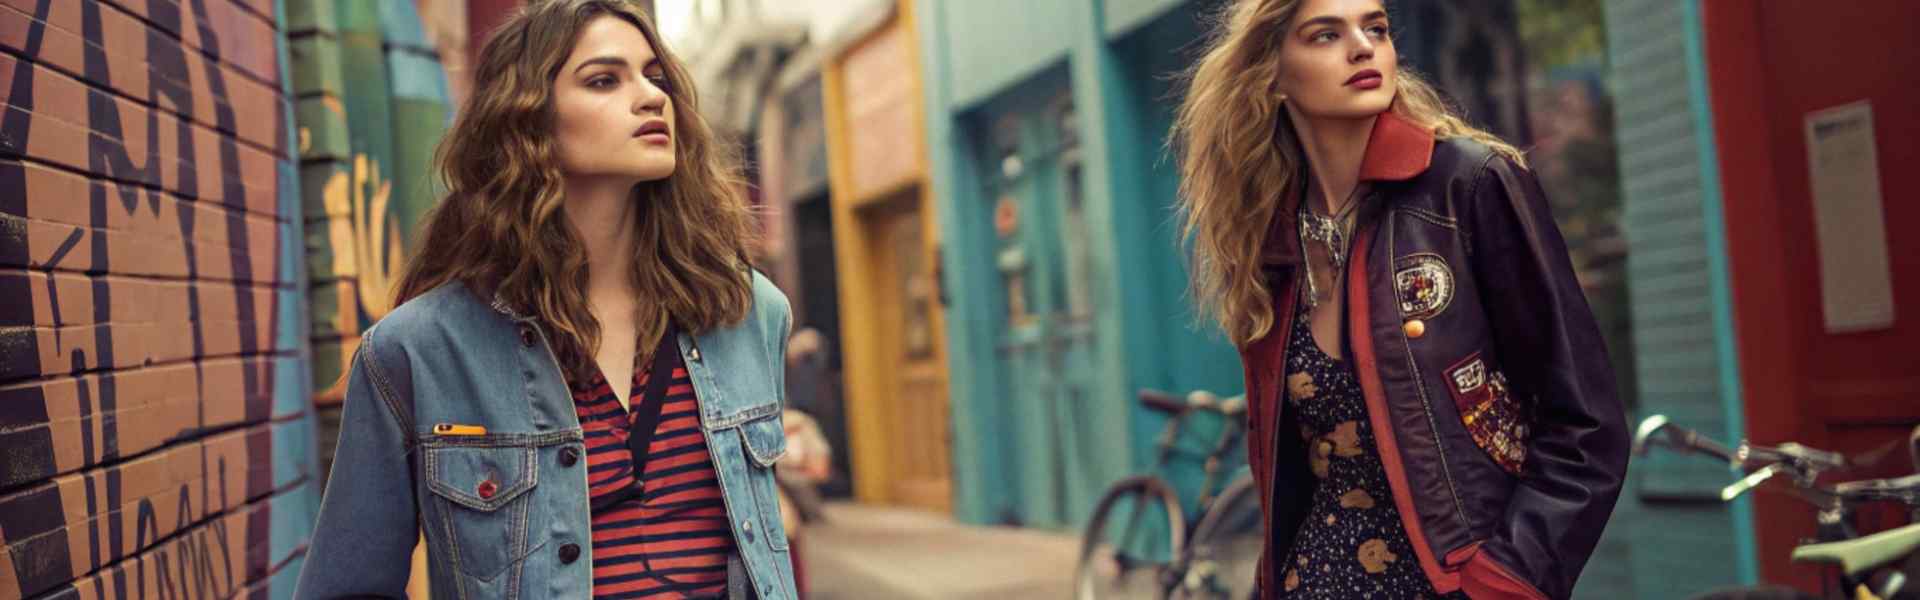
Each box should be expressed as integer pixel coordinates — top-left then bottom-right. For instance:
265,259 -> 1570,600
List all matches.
634,121 -> 671,145
1347,69 -> 1383,90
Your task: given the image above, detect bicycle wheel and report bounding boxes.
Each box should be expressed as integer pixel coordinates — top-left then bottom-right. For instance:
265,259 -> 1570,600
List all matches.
1174,475 -> 1263,600
1077,476 -> 1188,600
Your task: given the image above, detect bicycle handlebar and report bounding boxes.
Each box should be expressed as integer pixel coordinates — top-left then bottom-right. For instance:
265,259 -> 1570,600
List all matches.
1138,389 -> 1248,418
1635,414 -> 1920,508
1634,415 -> 1840,474
1743,442 -> 1849,474
1830,473 -> 1920,505
1634,414 -> 1737,463
1139,390 -> 1187,414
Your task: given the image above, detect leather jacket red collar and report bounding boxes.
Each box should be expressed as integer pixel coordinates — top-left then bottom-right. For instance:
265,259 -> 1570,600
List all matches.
1241,111 -> 1629,600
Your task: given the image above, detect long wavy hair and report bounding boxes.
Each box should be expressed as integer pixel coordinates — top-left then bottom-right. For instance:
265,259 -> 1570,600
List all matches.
1172,0 -> 1523,346
392,0 -> 757,382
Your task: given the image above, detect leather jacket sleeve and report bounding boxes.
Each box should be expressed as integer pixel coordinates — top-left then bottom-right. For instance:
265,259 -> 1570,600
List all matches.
1459,155 -> 1630,600
293,327 -> 418,599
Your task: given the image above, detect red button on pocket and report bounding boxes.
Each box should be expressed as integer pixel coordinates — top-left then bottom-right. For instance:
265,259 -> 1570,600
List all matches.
477,479 -> 499,500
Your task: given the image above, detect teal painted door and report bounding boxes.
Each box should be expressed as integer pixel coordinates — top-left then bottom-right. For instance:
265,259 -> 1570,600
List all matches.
979,87 -> 1105,528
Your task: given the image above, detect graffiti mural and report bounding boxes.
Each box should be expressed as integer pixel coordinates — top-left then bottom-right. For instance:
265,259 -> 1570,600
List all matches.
0,0 -> 315,598
286,3 -> 453,595
291,0 -> 448,402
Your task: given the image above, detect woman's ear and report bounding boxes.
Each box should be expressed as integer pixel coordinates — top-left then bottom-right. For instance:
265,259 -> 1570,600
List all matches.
1272,74 -> 1295,105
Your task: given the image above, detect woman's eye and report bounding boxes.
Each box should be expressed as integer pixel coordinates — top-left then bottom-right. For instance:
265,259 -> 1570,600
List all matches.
1311,30 -> 1337,43
1367,25 -> 1391,39
587,75 -> 616,89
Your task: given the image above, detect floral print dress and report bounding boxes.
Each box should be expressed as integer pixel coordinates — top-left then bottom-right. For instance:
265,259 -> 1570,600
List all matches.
1278,299 -> 1468,599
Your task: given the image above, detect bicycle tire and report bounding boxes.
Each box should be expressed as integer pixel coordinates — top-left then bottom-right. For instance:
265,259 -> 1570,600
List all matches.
1076,476 -> 1188,600
1174,475 -> 1263,600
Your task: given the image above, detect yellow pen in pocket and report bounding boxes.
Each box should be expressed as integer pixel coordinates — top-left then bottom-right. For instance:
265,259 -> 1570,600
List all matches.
433,423 -> 488,436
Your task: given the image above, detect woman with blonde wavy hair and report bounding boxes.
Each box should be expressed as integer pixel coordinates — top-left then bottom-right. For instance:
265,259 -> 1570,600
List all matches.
1173,0 -> 1628,598
295,1 -> 798,598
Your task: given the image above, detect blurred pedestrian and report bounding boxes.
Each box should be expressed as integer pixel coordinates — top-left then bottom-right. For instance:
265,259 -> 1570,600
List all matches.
776,408 -> 833,525
783,327 -> 828,416
773,407 -> 832,597
295,1 -> 797,598
1173,1 -> 1628,598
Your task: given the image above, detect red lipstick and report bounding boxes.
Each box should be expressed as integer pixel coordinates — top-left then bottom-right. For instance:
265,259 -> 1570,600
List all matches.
1346,69 -> 1383,90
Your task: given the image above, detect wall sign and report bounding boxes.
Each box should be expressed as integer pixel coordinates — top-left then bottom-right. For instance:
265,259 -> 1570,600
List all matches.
1803,100 -> 1894,333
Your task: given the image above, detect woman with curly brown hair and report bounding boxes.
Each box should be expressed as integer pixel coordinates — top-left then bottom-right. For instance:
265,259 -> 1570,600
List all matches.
296,2 -> 796,598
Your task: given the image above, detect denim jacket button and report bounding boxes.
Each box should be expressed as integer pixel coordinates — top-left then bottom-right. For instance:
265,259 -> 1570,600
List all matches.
477,479 -> 498,499
688,347 -> 702,362
558,543 -> 581,564
518,326 -> 536,347
559,446 -> 580,467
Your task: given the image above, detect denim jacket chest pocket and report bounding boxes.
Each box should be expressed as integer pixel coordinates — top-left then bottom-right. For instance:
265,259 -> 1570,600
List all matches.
422,439 -> 542,582
698,391 -> 791,550
736,410 -> 788,467
733,412 -> 789,551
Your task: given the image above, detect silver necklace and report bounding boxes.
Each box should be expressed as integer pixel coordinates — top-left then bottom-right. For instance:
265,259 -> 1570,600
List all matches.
1295,185 -> 1364,313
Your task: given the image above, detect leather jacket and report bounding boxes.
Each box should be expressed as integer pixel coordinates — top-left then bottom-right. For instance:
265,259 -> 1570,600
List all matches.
1240,111 -> 1629,600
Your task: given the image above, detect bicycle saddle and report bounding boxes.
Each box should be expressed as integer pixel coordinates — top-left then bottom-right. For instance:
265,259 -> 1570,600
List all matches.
1791,522 -> 1920,577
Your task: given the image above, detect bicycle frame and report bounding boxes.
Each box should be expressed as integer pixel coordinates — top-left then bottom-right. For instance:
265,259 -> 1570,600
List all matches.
1140,392 -> 1247,511
1077,391 -> 1261,600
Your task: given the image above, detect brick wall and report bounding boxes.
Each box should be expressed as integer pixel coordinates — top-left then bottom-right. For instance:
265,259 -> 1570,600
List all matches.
0,0 -> 315,598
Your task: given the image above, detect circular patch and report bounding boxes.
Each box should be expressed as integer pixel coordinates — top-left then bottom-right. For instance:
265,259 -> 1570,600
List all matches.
1393,253 -> 1454,320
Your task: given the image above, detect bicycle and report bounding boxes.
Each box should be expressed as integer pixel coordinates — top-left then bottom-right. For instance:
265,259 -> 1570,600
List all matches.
1075,389 -> 1265,600
1633,415 -> 1920,600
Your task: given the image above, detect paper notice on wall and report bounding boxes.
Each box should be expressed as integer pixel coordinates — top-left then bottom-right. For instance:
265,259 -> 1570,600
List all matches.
1803,101 -> 1894,333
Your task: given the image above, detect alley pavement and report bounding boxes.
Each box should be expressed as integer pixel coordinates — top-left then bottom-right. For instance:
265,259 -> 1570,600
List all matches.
800,502 -> 1080,599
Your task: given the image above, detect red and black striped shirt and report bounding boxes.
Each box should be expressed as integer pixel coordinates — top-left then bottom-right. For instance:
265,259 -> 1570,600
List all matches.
570,345 -> 734,598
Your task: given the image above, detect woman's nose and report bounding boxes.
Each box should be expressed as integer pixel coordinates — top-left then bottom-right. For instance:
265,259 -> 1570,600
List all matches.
1351,34 -> 1376,63
633,81 -> 666,115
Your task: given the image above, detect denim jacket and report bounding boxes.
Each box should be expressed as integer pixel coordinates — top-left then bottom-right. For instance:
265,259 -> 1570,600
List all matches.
294,272 -> 798,599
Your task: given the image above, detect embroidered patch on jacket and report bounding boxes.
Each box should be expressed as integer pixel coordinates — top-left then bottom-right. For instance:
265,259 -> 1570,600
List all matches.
1393,253 -> 1454,320
1449,358 -> 1486,393
1445,353 -> 1529,475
